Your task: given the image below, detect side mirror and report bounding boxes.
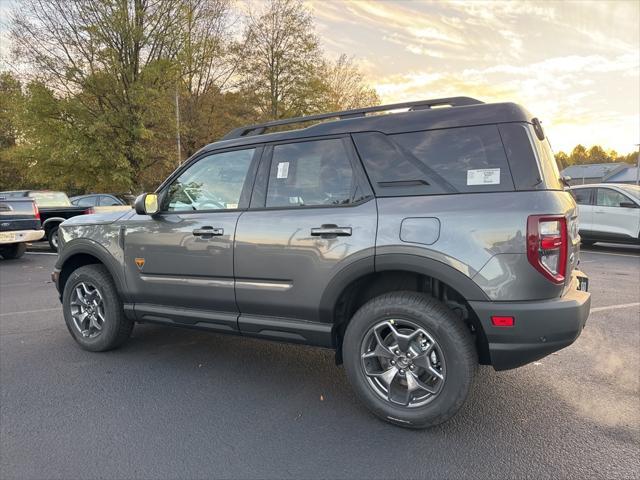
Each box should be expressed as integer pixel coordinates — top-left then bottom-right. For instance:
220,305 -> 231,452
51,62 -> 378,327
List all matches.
134,193 -> 160,215
619,201 -> 638,209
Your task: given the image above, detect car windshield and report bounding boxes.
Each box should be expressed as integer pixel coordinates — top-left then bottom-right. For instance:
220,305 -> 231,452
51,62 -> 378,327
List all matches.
618,184 -> 640,200
29,191 -> 71,207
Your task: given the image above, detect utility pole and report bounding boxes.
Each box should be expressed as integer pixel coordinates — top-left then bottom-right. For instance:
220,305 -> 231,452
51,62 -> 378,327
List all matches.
175,85 -> 182,166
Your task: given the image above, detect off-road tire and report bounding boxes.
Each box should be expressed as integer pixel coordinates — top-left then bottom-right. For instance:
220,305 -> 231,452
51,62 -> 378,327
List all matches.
343,291 -> 476,428
0,242 -> 27,260
62,264 -> 133,352
47,225 -> 60,251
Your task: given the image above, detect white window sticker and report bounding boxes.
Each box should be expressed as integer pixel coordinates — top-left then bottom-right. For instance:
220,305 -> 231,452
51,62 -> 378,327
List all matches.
467,168 -> 500,185
276,161 -> 289,179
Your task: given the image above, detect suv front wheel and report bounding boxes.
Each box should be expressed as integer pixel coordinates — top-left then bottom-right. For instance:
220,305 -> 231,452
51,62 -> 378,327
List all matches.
62,264 -> 134,351
343,291 -> 476,428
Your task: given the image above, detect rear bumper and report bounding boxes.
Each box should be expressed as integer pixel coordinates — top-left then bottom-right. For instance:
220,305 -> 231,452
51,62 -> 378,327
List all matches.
0,229 -> 45,245
469,271 -> 590,370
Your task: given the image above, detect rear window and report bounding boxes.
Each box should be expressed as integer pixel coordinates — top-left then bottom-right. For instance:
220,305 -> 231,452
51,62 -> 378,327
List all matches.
353,125 -> 514,196
533,136 -> 563,190
29,191 -> 71,207
498,123 -> 543,190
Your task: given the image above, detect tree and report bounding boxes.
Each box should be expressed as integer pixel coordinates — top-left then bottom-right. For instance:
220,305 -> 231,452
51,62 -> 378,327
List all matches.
0,73 -> 27,190
587,145 -> 609,164
319,55 -> 380,111
9,0 -> 194,190
176,0 -> 240,158
568,144 -> 588,166
237,0 -> 323,120
555,151 -> 570,170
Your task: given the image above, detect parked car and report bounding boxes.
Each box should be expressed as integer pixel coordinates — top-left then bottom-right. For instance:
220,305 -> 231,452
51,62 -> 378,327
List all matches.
52,97 -> 590,428
70,193 -> 134,207
569,183 -> 640,245
0,190 -> 89,251
0,196 -> 44,259
70,193 -> 133,214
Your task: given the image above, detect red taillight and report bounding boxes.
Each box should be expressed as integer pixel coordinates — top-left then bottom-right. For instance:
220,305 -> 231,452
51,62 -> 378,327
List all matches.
33,203 -> 40,221
527,215 -> 568,284
491,316 -> 515,327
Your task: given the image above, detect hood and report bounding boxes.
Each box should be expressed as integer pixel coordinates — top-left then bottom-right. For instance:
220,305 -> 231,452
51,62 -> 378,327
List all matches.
61,209 -> 134,226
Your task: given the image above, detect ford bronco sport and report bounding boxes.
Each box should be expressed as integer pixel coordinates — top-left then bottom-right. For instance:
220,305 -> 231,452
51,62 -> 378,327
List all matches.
52,97 -> 590,428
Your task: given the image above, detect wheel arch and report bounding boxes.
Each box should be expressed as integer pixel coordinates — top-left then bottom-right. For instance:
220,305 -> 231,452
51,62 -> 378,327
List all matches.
56,240 -> 127,301
42,217 -> 65,237
320,253 -> 491,365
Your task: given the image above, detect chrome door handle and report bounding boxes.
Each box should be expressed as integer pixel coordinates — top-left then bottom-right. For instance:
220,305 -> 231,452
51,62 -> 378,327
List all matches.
193,227 -> 224,237
311,225 -> 352,237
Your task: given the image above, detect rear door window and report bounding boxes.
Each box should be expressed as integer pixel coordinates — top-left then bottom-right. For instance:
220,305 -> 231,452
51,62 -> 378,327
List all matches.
353,125 -> 514,196
571,188 -> 593,205
75,196 -> 98,207
99,195 -> 122,206
265,139 -> 355,208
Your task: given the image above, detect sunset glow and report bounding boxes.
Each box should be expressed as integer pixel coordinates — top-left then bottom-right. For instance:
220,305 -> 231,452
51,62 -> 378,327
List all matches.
309,0 -> 640,153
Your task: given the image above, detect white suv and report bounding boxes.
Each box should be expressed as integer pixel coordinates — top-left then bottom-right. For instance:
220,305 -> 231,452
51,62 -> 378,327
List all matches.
569,183 -> 640,246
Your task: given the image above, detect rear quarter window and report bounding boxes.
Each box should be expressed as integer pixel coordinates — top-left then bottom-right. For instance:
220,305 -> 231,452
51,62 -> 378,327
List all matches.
498,123 -> 544,190
353,125 -> 514,196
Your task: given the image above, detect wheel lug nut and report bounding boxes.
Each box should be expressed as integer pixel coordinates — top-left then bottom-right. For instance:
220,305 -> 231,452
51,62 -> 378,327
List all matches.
410,365 -> 415,370
390,360 -> 395,365
400,369 -> 405,374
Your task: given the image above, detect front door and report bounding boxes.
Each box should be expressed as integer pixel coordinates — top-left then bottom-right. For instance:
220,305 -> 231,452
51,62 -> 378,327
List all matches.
592,187 -> 640,240
234,137 -> 377,343
124,147 -> 260,331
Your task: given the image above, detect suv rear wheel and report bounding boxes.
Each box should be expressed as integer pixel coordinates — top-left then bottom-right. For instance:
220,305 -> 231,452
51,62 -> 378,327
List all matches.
343,291 -> 476,428
62,265 -> 133,351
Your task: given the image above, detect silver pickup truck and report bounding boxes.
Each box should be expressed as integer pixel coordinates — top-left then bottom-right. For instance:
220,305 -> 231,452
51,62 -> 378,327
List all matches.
0,197 -> 44,259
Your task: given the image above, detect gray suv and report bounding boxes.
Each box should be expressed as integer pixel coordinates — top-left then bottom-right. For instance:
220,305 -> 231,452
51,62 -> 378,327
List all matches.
53,97 -> 591,428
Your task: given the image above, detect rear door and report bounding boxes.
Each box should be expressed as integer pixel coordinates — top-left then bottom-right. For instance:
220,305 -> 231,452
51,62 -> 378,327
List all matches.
234,136 -> 376,343
571,187 -> 594,234
124,147 -> 260,331
593,187 -> 640,240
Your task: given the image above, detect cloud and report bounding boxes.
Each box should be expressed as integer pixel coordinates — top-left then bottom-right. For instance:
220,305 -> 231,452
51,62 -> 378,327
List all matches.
241,1 -> 640,152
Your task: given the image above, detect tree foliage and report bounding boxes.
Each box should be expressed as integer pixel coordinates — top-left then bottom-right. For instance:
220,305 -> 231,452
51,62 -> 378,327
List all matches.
1,0 -> 380,193
555,144 -> 638,170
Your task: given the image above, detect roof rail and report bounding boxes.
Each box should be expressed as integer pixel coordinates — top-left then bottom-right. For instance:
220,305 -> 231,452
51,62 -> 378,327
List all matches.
221,96 -> 483,140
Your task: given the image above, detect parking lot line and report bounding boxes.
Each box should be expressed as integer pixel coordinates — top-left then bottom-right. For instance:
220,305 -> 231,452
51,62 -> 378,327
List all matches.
0,307 -> 60,317
590,302 -> 640,313
25,252 -> 58,256
580,250 -> 640,258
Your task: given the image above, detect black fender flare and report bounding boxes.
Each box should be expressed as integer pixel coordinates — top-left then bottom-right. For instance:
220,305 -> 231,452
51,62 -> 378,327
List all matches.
55,239 -> 128,300
319,252 -> 489,325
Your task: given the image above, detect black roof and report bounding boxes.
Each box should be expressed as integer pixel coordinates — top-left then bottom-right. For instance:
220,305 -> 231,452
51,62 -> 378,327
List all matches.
202,97 -> 533,154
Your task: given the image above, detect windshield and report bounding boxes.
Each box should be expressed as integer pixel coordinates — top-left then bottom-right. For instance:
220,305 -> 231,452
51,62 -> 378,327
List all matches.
29,191 -> 71,207
618,184 -> 640,200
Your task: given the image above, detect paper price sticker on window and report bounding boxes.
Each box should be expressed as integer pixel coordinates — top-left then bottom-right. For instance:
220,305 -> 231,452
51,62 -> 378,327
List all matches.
467,168 -> 500,185
276,162 -> 289,179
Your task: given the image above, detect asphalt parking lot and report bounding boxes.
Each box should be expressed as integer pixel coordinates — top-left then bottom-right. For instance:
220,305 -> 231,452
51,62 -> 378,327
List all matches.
1,243 -> 639,479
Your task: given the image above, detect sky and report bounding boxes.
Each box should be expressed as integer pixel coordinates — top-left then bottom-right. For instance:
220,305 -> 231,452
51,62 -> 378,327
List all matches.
1,0 -> 638,154
308,0 -> 640,154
